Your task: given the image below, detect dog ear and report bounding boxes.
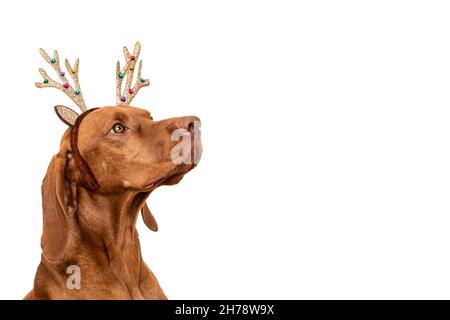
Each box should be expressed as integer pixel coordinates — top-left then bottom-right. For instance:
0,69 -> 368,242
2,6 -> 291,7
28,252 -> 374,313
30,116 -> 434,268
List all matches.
141,202 -> 158,232
41,151 -> 77,263
54,105 -> 79,127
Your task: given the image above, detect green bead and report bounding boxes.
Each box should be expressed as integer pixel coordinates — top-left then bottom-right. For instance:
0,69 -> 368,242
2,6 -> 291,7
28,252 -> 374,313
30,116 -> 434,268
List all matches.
74,90 -> 81,95
43,79 -> 49,84
118,72 -> 124,79
50,58 -> 56,64
140,77 -> 146,83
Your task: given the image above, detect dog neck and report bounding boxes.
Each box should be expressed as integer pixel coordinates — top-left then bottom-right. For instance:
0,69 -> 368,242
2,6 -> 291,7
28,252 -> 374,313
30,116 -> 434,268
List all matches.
74,187 -> 147,298
75,187 -> 147,255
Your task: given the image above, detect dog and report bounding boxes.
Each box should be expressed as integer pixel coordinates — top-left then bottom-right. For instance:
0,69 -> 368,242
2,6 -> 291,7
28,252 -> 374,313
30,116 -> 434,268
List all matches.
26,43 -> 202,299
24,105 -> 201,299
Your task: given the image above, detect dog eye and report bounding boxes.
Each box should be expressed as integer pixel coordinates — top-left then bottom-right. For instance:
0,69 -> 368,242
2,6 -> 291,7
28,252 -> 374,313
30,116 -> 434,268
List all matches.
111,123 -> 125,134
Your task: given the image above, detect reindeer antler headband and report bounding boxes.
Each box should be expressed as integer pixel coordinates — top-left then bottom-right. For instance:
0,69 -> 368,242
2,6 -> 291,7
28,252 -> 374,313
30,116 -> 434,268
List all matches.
35,42 -> 150,190
35,42 -> 150,126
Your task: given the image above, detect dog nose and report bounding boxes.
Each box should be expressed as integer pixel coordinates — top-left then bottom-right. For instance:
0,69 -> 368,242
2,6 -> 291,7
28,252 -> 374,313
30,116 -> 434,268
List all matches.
176,116 -> 201,132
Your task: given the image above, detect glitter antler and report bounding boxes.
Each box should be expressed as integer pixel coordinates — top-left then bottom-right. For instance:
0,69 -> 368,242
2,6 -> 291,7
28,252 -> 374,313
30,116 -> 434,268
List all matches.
35,48 -> 87,113
116,42 -> 150,105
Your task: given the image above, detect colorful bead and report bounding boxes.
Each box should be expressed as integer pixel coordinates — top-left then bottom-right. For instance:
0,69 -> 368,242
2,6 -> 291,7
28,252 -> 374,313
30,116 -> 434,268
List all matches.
60,71 -> 65,77
74,90 -> 81,95
130,56 -> 136,61
129,65 -> 134,71
43,79 -> 49,84
121,96 -> 126,102
63,83 -> 70,89
118,72 -> 124,79
50,58 -> 56,64
140,77 -> 146,83
128,88 -> 135,94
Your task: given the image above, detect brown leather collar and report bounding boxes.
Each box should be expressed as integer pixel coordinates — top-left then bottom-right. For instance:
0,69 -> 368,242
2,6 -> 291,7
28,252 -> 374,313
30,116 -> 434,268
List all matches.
70,108 -> 100,190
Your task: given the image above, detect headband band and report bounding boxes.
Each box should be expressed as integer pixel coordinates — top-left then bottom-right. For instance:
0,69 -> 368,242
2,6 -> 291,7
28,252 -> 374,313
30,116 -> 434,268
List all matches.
70,108 -> 100,190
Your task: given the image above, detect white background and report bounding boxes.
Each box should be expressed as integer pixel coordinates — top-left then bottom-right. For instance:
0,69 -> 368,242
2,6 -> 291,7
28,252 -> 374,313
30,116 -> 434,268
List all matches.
1,0 -> 450,299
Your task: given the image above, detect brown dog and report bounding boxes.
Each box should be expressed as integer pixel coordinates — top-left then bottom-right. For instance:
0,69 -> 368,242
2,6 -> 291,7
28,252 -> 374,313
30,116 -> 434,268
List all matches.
25,105 -> 201,299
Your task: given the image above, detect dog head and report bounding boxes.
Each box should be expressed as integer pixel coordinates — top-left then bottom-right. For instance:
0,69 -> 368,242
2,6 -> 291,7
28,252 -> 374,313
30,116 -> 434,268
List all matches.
71,106 -> 202,193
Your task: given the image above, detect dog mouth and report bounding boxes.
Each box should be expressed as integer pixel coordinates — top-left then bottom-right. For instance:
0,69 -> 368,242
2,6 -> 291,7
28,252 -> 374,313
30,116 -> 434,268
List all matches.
142,162 -> 197,190
142,174 -> 172,190
165,163 -> 198,185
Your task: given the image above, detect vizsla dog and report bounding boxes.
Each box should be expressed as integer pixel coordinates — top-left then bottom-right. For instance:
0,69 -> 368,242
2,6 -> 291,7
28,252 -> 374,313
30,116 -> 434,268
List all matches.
25,43 -> 201,299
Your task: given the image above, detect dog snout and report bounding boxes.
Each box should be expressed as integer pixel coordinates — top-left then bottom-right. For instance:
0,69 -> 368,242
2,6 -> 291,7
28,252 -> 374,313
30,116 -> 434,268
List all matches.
169,116 -> 202,165
164,116 -> 201,133
176,116 -> 201,132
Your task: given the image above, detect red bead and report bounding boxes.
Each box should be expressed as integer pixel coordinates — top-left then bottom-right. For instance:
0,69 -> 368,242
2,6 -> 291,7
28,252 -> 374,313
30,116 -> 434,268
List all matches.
130,56 -> 136,61
129,88 -> 135,94
63,83 -> 70,89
